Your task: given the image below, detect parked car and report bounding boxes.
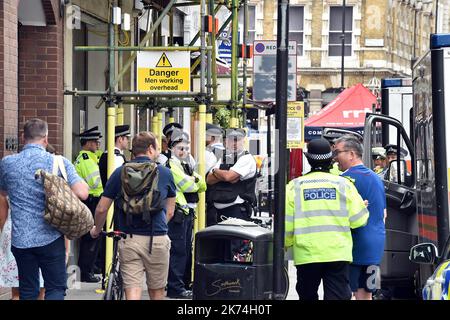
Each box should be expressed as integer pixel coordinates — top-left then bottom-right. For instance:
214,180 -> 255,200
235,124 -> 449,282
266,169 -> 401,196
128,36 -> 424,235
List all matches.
410,238 -> 450,300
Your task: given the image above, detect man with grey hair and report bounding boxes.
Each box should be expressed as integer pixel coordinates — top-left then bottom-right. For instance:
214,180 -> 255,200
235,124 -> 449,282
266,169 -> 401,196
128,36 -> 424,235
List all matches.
333,135 -> 386,300
0,118 -> 88,300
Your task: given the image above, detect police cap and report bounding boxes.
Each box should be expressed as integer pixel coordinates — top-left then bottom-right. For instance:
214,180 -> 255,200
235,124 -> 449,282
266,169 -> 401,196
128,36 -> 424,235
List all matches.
225,128 -> 246,140
384,144 -> 408,157
372,147 -> 386,160
170,131 -> 190,147
79,126 -> 102,141
305,138 -> 333,161
115,125 -> 130,137
206,123 -> 224,137
163,122 -> 183,136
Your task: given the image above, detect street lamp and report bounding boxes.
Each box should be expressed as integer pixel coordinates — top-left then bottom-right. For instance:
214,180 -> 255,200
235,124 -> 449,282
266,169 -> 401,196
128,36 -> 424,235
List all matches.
340,0 -> 346,90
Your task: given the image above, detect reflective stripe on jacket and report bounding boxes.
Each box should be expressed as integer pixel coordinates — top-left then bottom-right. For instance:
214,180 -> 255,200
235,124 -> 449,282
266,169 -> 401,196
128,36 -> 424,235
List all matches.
285,171 -> 368,265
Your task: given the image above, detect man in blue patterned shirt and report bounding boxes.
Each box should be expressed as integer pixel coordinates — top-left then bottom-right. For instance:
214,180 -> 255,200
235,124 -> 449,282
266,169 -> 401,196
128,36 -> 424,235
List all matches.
0,119 -> 88,300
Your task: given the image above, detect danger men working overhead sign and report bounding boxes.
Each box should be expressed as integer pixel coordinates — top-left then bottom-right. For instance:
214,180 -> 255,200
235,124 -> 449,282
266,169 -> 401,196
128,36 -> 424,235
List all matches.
137,51 -> 190,92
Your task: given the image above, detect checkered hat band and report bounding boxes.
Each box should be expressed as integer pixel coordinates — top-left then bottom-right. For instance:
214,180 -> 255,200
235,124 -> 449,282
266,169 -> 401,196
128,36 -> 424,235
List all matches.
307,151 -> 333,160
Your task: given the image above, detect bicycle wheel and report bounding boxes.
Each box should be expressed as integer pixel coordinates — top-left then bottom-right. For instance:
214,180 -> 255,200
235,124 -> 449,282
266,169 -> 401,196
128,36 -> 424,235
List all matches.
104,271 -> 116,300
280,267 -> 290,300
104,271 -> 123,300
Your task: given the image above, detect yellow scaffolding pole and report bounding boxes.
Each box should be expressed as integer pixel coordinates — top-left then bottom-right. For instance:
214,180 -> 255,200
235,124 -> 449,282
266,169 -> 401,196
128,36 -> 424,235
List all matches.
105,106 -> 116,284
197,104 -> 206,231
152,114 -> 158,137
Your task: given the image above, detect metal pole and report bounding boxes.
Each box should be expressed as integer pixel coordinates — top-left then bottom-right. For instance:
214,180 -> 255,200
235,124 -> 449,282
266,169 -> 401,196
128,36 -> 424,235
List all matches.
74,46 -> 210,52
340,0 -> 346,89
65,90 -> 201,97
267,113 -> 272,217
242,0 -> 248,122
189,3 -> 223,46
436,0 -> 439,33
117,47 -> 124,125
208,0 -> 218,102
231,0 -> 239,126
274,0 -> 289,300
197,0 -> 207,232
105,0 -> 117,286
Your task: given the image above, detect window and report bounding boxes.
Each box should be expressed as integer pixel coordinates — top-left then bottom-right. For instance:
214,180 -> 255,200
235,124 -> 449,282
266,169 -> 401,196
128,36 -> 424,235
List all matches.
239,5 -> 256,44
329,6 -> 353,56
289,6 -> 304,56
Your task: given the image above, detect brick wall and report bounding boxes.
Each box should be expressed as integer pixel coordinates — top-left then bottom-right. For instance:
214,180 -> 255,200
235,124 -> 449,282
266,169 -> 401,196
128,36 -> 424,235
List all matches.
0,0 -> 19,157
18,2 -> 64,153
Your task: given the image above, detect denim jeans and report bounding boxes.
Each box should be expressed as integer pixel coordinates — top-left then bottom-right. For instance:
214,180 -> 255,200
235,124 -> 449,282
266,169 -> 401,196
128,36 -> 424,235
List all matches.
12,236 -> 67,300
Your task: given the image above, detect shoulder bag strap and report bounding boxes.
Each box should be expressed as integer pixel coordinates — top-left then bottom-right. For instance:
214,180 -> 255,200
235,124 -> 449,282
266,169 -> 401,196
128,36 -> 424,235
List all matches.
53,155 -> 68,181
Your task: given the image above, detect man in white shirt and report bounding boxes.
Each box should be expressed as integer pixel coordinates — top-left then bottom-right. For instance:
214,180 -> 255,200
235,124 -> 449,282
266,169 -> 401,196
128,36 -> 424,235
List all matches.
206,128 -> 257,221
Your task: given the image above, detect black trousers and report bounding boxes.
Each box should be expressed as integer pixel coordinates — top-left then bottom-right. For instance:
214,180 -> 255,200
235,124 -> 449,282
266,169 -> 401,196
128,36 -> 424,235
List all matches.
78,196 -> 101,276
295,261 -> 352,300
167,209 -> 193,295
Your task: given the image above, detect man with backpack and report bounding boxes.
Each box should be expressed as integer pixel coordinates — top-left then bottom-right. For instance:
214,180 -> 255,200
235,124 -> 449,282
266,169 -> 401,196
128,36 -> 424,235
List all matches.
90,131 -> 176,300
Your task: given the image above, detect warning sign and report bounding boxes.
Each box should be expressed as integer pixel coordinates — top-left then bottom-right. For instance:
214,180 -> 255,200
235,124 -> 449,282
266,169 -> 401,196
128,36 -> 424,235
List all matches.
156,53 -> 172,67
287,102 -> 304,149
137,51 -> 190,92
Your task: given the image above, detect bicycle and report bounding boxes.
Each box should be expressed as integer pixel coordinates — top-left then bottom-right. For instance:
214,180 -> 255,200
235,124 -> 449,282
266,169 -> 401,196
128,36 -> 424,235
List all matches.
101,231 -> 127,300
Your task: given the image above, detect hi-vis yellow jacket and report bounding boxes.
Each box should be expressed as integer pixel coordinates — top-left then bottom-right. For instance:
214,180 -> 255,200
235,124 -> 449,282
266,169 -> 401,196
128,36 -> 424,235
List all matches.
169,157 -> 206,214
285,171 -> 368,265
74,150 -> 103,197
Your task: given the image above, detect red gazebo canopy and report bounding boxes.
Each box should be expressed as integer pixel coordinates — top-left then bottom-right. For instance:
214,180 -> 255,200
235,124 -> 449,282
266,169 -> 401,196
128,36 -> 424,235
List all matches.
305,83 -> 377,128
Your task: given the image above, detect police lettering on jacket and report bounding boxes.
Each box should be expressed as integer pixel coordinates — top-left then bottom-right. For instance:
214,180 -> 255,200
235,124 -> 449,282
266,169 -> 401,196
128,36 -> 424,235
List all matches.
303,188 -> 337,201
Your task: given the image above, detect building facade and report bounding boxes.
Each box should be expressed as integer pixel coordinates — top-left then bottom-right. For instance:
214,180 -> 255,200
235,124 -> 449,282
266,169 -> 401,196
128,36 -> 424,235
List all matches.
247,0 -> 439,113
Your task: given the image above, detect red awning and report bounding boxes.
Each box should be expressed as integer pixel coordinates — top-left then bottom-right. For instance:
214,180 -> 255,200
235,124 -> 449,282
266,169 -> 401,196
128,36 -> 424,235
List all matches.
305,83 -> 377,127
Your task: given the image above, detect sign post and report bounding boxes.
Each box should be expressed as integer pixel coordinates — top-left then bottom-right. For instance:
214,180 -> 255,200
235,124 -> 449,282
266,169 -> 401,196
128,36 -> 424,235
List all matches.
253,40 -> 297,102
287,101 -> 305,149
137,51 -> 190,92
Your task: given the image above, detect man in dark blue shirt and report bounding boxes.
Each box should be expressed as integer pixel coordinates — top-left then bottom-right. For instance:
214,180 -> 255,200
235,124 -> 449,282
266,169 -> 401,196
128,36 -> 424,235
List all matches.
333,135 -> 386,300
91,132 -> 176,300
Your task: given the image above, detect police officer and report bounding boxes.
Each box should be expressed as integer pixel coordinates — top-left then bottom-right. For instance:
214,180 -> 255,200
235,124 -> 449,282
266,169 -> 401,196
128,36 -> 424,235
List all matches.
159,122 -> 183,164
383,144 -> 408,182
206,128 -> 257,221
372,147 -> 387,175
74,126 -> 103,283
285,138 -> 369,300
205,123 -> 225,173
205,124 -> 225,226
166,131 -> 206,298
98,125 -> 129,186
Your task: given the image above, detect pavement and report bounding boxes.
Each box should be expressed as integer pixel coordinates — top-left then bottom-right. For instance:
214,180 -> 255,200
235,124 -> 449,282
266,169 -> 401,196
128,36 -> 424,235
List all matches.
66,215 -> 326,301
65,260 -> 325,300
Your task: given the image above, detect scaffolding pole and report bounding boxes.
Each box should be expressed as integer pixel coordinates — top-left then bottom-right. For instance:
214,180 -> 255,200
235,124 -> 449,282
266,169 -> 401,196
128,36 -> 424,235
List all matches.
104,0 -> 117,292
230,0 -> 239,127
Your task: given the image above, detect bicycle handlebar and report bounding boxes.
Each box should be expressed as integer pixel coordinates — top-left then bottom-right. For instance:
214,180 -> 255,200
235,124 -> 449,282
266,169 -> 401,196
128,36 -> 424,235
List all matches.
100,231 -> 127,239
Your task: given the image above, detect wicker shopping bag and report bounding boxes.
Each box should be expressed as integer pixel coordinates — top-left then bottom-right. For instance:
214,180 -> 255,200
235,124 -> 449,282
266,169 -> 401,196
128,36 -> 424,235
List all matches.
35,156 -> 93,240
